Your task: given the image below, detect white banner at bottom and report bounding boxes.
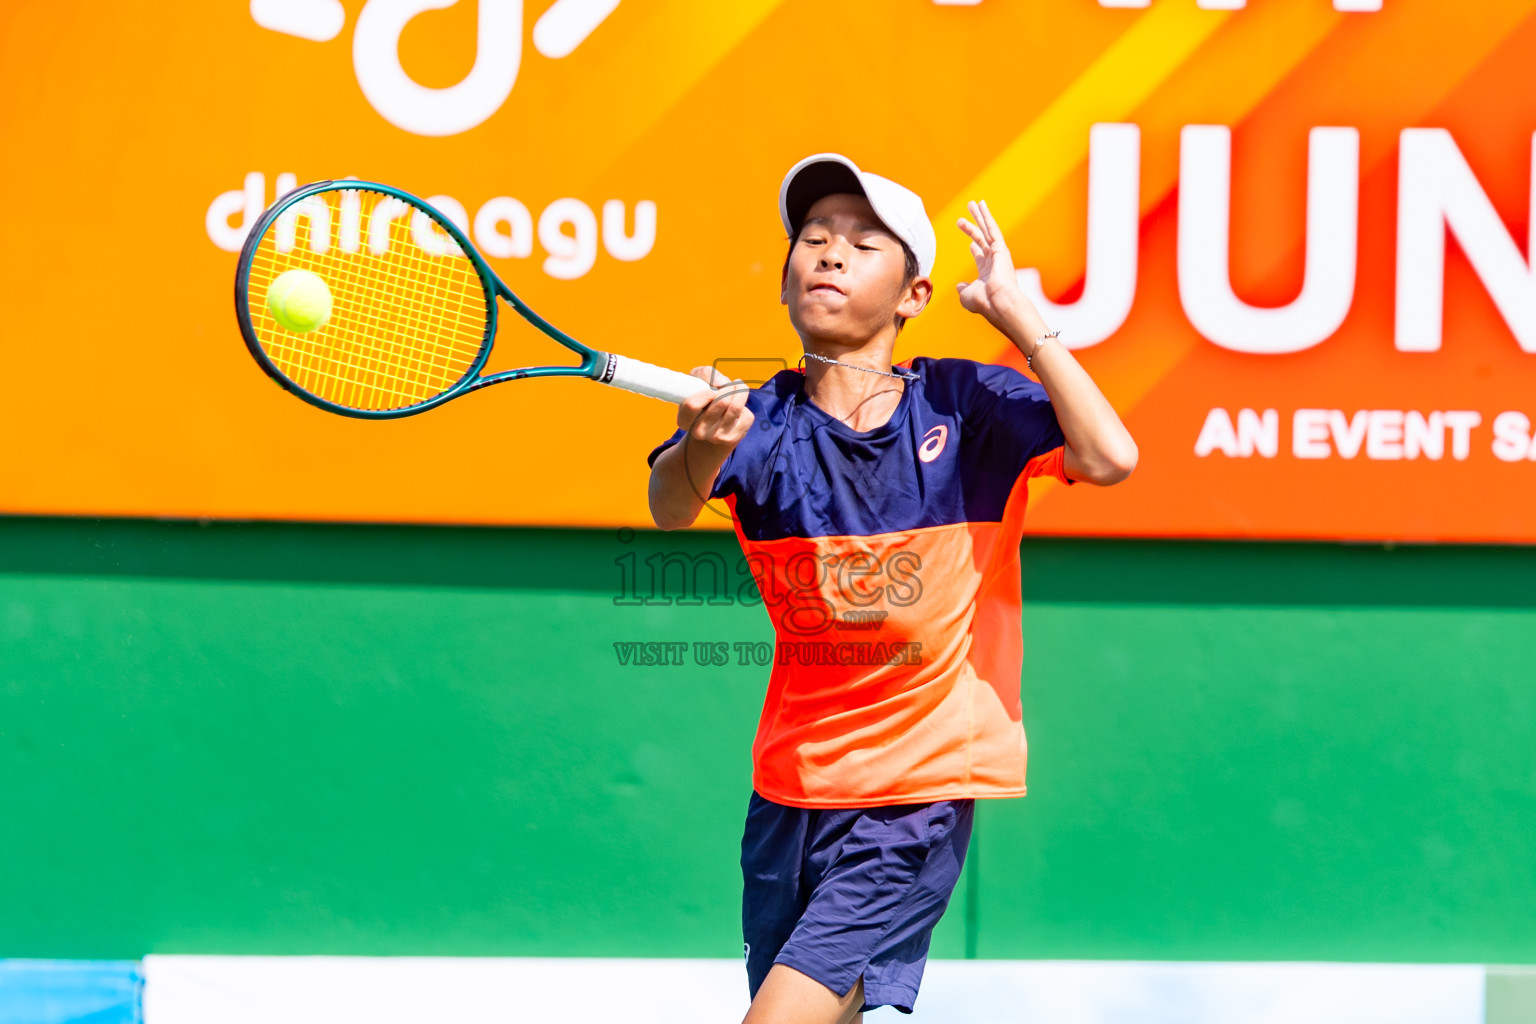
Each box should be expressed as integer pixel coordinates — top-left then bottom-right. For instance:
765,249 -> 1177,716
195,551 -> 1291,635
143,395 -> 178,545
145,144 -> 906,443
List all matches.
141,955 -> 1487,1023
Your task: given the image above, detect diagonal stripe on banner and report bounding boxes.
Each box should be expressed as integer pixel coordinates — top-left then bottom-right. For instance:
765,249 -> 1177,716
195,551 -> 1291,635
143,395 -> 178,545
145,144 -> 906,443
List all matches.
922,0 -> 1237,339
543,0 -> 790,191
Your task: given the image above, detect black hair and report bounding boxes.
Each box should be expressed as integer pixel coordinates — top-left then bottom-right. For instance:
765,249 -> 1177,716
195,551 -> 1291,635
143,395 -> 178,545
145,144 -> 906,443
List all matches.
782,227 -> 922,333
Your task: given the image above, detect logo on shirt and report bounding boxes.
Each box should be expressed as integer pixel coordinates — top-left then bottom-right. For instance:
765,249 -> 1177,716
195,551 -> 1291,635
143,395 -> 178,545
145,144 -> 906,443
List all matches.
918,425 -> 948,463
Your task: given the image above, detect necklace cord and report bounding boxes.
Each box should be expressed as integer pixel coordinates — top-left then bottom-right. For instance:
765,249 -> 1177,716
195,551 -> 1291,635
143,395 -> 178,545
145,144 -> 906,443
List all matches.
799,351 -> 920,382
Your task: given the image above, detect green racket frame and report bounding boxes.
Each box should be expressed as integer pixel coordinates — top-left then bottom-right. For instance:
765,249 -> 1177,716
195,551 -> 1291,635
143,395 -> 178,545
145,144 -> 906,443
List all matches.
234,180 -> 654,419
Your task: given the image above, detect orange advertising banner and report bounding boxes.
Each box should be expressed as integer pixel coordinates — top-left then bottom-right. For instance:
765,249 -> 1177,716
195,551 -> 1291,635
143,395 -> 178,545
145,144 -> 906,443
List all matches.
2,0 -> 1535,541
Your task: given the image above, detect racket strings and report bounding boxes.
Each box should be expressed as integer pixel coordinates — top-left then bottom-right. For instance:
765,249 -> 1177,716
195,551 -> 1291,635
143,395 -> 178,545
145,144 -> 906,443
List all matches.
264,201 -> 474,401
246,189 -> 490,412
256,208 -> 475,406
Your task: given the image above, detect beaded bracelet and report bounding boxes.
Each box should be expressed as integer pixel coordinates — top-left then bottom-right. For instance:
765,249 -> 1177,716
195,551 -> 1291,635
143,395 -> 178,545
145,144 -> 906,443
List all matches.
1027,330 -> 1062,371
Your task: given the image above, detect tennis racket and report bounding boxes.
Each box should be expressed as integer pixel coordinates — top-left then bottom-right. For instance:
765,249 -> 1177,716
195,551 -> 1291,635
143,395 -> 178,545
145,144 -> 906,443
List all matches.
234,180 -> 714,418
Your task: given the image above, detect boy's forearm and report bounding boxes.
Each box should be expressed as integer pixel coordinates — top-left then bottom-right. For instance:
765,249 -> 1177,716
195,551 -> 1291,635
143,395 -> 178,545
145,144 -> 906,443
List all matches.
991,300 -> 1139,484
648,439 -> 732,530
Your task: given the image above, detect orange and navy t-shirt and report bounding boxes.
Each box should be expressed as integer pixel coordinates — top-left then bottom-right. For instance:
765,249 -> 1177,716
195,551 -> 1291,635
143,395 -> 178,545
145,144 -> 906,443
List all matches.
647,356 -> 1070,809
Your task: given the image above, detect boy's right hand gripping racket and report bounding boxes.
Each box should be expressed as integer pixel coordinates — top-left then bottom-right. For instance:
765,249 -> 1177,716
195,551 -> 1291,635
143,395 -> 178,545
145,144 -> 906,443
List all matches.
234,180 -> 715,418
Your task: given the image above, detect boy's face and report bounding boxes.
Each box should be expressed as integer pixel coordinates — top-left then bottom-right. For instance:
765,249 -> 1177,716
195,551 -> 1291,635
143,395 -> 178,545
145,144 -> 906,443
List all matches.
781,193 -> 931,346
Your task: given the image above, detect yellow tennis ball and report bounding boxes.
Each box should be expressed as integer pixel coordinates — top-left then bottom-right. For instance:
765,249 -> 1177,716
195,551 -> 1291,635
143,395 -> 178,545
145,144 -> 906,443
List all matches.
267,269 -> 333,334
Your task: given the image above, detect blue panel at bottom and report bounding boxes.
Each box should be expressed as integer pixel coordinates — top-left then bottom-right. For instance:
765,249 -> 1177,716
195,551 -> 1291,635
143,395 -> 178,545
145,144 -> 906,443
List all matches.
0,962 -> 140,1024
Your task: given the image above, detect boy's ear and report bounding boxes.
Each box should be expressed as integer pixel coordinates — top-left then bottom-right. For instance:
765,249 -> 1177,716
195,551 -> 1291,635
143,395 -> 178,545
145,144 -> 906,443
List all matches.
897,276 -> 934,321
780,261 -> 790,306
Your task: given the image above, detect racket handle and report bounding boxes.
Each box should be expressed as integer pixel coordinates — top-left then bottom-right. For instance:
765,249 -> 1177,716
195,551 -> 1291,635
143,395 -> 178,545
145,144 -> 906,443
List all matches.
596,353 -> 716,404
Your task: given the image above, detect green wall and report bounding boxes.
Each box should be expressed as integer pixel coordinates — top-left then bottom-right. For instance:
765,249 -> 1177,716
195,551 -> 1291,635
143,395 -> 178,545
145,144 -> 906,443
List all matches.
1,517 -> 1533,962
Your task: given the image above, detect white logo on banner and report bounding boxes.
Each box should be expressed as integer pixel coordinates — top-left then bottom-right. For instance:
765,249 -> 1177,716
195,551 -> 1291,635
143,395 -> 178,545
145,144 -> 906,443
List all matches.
249,0 -> 621,136
206,173 -> 655,280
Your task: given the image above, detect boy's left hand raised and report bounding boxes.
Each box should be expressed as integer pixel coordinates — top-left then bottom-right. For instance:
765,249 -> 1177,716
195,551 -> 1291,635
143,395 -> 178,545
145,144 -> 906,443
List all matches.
957,200 -> 1044,336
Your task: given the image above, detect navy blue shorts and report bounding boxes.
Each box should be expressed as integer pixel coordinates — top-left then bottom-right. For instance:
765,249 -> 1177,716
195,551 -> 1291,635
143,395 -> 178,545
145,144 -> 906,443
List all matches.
740,791 -> 974,1015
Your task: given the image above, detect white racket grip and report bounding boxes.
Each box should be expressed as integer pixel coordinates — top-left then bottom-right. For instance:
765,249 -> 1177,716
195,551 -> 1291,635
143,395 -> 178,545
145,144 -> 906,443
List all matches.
595,352 -> 715,404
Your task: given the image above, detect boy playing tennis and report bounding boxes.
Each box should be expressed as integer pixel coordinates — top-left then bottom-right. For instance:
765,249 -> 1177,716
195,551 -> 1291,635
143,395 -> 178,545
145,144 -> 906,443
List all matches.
646,154 -> 1137,1023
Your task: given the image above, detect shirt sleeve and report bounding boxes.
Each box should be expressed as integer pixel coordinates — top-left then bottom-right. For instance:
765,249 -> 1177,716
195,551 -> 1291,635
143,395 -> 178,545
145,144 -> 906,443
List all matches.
1024,445 -> 1073,485
647,427 -> 686,468
646,426 -> 738,501
963,361 -> 1070,482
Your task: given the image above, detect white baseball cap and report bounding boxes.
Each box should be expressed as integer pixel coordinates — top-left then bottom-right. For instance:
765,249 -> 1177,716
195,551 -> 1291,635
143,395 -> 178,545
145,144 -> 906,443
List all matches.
778,153 -> 937,278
